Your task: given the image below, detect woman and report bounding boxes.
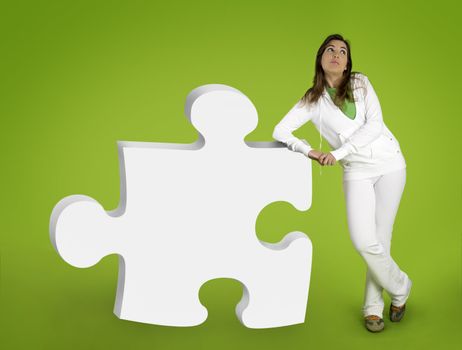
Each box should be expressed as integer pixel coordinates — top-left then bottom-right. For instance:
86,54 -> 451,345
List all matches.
272,34 -> 412,333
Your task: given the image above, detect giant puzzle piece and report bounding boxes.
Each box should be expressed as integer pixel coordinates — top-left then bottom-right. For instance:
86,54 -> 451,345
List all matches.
50,84 -> 313,328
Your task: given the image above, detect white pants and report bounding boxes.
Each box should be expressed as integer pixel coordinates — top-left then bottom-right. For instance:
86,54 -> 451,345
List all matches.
343,168 -> 412,318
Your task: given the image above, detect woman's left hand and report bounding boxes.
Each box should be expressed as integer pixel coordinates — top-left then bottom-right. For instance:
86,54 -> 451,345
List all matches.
318,152 -> 337,166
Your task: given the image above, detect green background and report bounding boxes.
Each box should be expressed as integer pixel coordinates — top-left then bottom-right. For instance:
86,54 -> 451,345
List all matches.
1,0 -> 461,348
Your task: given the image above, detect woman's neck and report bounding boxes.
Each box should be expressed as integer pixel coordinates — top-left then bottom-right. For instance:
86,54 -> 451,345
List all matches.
324,73 -> 343,88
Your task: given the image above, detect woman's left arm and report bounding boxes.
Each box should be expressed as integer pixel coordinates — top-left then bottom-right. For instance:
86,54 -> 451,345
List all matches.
330,74 -> 384,161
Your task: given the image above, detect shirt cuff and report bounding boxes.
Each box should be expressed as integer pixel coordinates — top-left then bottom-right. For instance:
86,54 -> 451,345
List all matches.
295,140 -> 312,157
330,145 -> 351,161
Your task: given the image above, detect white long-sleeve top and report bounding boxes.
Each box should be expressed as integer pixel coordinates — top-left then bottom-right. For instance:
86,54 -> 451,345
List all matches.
272,73 -> 406,181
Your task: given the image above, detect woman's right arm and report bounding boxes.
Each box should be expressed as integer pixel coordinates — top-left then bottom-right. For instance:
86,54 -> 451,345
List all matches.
272,98 -> 319,158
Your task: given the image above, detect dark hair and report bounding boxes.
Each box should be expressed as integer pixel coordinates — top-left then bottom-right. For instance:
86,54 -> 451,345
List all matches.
300,34 -> 362,108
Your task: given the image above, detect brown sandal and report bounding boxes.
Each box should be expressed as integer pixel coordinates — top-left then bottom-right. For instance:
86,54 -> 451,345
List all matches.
364,315 -> 385,332
390,303 -> 406,322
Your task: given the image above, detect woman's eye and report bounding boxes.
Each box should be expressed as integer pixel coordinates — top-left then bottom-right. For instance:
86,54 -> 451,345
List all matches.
327,47 -> 333,51
341,50 -> 346,55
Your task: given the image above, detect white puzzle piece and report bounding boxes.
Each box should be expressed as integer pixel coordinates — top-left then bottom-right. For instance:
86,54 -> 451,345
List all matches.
50,84 -> 313,328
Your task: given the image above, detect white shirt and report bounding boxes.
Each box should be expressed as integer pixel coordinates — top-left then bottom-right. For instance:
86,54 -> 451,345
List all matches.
272,73 -> 406,181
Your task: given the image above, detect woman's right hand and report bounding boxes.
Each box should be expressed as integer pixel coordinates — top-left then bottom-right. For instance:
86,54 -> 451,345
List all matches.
308,150 -> 323,161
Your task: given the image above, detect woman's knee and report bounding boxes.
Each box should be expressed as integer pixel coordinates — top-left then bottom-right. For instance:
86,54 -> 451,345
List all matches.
354,241 -> 386,256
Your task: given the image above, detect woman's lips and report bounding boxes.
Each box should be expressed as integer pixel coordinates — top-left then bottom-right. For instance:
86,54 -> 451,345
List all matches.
330,61 -> 339,64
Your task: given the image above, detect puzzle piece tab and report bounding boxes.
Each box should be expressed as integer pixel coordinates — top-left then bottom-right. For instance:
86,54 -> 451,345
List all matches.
50,84 -> 313,328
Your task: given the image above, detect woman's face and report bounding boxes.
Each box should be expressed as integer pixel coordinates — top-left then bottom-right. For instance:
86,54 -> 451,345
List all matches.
321,39 -> 348,76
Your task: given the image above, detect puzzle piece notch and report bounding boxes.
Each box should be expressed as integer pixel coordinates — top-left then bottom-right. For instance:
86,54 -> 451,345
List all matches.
185,84 -> 258,147
50,83 -> 314,328
51,195 -> 120,268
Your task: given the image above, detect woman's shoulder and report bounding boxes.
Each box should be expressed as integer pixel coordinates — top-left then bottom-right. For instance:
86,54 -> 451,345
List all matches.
296,95 -> 319,110
350,72 -> 370,96
351,71 -> 369,84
